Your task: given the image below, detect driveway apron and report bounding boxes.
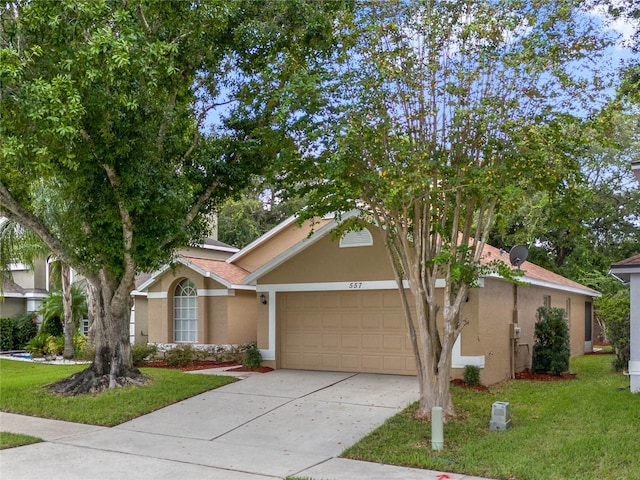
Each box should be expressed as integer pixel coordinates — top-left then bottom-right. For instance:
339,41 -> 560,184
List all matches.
1,370 -> 419,479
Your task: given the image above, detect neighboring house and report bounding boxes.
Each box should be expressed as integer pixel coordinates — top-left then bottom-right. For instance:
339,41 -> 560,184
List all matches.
0,261 -> 49,320
610,161 -> 639,393
610,255 -> 640,393
136,212 -> 599,386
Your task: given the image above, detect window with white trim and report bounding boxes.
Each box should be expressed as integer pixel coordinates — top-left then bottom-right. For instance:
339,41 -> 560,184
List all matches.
174,279 -> 197,342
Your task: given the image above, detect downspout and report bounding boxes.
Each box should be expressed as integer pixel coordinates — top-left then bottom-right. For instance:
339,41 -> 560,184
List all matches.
510,283 -> 518,379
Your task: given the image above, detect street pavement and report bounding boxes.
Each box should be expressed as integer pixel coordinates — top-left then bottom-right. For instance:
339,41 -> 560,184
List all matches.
0,369 -> 493,480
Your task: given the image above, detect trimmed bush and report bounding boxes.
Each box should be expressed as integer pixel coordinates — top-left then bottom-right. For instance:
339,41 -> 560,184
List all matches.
242,342 -> 262,369
132,343 -> 158,367
12,313 -> 38,349
39,316 -> 63,337
532,306 -> 570,375
463,365 -> 481,386
0,318 -> 14,351
166,344 -> 203,367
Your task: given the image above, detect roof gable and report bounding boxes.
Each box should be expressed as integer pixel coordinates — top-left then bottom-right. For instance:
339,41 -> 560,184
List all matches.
136,255 -> 253,293
245,214 -> 599,297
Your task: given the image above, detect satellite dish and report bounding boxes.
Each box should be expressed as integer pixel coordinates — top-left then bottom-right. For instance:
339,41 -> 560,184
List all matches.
509,245 -> 529,269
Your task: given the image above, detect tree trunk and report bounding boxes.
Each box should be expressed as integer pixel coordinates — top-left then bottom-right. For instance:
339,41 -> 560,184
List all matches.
48,270 -> 146,396
61,264 -> 75,360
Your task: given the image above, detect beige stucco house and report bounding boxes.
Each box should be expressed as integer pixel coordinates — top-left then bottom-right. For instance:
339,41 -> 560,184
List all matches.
1,260 -> 49,320
136,212 -> 599,386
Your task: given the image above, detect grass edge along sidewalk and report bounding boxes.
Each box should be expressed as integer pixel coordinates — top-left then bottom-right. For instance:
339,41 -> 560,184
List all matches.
0,359 -> 236,426
342,354 -> 640,480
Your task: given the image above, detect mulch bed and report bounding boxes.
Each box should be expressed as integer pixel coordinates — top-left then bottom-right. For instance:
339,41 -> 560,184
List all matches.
451,369 -> 577,391
141,360 -> 273,373
514,369 -> 576,381
451,378 -> 489,391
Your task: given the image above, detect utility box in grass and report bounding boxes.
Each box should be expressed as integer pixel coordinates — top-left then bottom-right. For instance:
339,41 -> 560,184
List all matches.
489,401 -> 512,431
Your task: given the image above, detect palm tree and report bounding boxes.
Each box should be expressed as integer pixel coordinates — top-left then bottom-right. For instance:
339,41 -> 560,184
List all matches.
0,218 -> 87,358
39,282 -> 88,358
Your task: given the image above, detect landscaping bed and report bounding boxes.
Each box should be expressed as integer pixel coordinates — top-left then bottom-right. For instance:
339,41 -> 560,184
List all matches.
142,359 -> 273,373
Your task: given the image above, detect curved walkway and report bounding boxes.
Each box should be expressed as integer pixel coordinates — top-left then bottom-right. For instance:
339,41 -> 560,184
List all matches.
0,370 -> 493,480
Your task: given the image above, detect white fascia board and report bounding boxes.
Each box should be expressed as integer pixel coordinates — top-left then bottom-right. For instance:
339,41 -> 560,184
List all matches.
610,271 -> 630,284
611,265 -> 640,276
257,278 -> 448,293
23,291 -> 48,299
1,292 -> 26,299
198,244 -> 239,253
131,290 -> 148,297
227,214 -> 300,264
518,275 -> 601,298
243,210 -> 361,285
136,264 -> 171,292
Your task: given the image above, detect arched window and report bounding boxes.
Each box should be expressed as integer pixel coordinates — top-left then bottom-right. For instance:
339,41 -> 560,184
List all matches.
174,279 -> 197,342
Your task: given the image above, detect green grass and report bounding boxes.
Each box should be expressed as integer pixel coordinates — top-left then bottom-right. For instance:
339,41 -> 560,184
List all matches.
0,431 -> 43,449
0,359 -> 236,426
343,355 -> 640,480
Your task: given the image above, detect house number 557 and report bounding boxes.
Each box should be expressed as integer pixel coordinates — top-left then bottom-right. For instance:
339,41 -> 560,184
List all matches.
348,282 -> 363,289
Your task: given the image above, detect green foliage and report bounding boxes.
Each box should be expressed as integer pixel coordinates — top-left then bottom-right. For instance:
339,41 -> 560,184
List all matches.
165,344 -> 204,367
0,313 -> 39,351
531,306 -> 570,375
595,289 -> 630,371
217,187 -> 306,248
131,343 -> 158,367
241,342 -> 262,369
11,313 -> 39,349
38,316 -> 63,338
26,333 -> 64,357
39,286 -> 88,332
490,112 -> 640,280
462,365 -> 481,387
0,0 -> 345,376
0,318 -> 13,351
26,333 -> 49,357
72,332 -> 92,360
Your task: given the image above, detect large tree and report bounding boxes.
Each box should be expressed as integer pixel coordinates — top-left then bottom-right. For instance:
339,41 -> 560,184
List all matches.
490,111 -> 640,279
289,0 -> 616,418
0,0 -> 342,393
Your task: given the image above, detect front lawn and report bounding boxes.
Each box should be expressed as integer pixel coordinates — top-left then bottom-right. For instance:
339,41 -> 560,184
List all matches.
0,431 -> 43,449
0,359 -> 236,426
343,355 -> 640,480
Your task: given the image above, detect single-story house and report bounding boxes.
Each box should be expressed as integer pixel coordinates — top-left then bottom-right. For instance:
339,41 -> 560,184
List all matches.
135,212 -> 600,386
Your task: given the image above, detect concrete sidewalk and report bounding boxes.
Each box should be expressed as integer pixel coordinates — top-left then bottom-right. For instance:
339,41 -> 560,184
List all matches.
0,370 -> 493,480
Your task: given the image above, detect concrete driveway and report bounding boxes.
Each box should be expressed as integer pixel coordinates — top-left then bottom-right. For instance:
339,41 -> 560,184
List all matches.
1,370 -> 421,479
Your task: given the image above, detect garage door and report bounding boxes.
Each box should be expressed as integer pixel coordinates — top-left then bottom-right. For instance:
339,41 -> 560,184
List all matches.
278,290 -> 416,374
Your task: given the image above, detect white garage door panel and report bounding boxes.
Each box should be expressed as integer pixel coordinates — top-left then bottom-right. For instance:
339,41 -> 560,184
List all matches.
279,290 -> 416,375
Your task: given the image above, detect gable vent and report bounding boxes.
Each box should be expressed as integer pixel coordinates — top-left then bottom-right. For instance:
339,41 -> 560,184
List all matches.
339,228 -> 373,248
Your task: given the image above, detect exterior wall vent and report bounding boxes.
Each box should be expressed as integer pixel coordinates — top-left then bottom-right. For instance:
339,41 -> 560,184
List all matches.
339,228 -> 373,248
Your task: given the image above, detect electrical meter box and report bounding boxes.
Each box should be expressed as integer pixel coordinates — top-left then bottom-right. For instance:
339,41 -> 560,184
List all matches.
489,401 -> 512,431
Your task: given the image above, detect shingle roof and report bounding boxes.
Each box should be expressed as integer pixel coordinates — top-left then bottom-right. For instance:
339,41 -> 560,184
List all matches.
611,254 -> 640,268
2,279 -> 25,295
180,255 -> 249,285
481,243 -> 599,296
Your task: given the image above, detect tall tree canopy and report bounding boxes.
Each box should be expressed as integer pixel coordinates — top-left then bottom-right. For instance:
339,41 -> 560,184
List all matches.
288,0 -> 617,418
0,0 -> 344,393
490,111 -> 640,279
